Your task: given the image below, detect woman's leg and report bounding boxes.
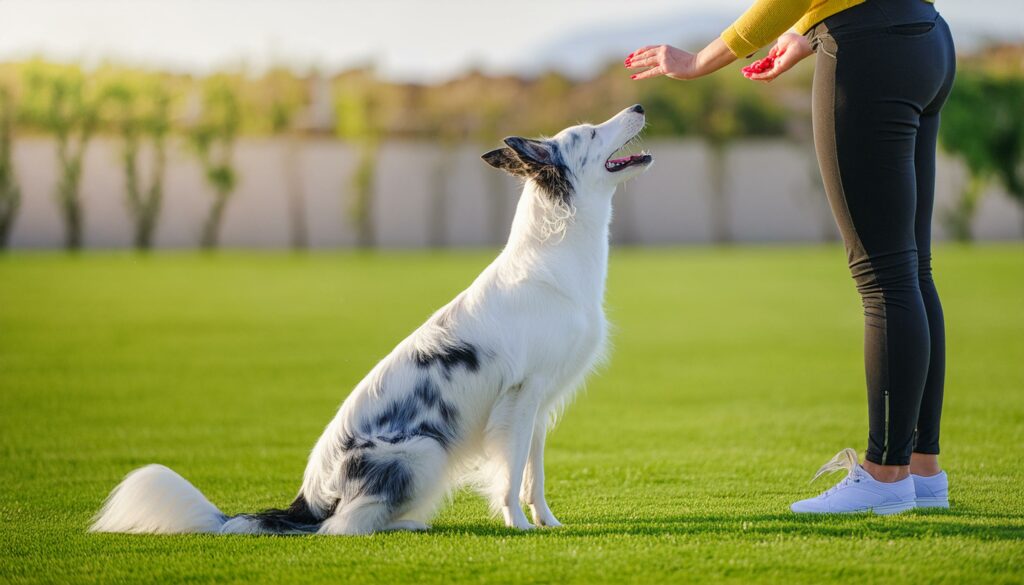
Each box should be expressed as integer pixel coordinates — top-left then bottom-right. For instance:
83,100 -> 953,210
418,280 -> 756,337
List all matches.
910,17 -> 957,477
810,25 -> 939,475
908,111 -> 945,477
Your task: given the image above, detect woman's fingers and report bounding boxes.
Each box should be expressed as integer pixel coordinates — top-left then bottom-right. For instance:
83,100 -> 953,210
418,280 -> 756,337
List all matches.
626,55 -> 660,68
630,65 -> 666,80
628,46 -> 656,59
626,44 -> 696,80
626,45 -> 661,65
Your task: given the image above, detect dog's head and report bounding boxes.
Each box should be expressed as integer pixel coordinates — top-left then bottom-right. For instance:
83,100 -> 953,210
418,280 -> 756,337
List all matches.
481,104 -> 653,204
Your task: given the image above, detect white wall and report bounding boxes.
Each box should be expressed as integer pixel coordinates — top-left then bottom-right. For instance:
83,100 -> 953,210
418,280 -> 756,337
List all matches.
8,137 -> 1022,249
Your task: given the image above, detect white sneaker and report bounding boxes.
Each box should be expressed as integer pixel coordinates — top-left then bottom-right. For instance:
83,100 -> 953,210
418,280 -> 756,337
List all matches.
790,448 -> 916,515
912,470 -> 949,508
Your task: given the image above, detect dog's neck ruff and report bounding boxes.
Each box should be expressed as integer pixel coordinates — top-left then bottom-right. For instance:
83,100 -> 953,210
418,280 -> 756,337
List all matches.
500,180 -> 613,305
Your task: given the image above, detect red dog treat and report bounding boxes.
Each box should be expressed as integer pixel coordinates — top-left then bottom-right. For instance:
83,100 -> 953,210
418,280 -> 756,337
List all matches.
742,55 -> 776,75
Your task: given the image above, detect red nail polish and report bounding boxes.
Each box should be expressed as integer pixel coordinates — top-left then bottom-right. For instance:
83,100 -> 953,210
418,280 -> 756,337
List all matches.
631,75 -> 637,79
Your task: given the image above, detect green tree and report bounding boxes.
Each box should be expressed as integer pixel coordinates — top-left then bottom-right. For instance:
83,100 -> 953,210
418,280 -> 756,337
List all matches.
0,84 -> 19,249
424,78 -> 480,247
334,72 -> 385,249
19,61 -> 105,250
103,70 -> 173,250
476,97 -> 515,245
261,68 -> 310,250
940,71 -> 1024,239
188,74 -> 241,250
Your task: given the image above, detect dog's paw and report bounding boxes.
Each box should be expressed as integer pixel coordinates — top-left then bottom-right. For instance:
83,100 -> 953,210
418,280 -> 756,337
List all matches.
502,505 -> 536,530
536,515 -> 563,528
529,504 -> 563,528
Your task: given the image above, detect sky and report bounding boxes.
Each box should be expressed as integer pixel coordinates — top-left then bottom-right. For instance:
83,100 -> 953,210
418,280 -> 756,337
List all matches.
1,0 -> 1021,82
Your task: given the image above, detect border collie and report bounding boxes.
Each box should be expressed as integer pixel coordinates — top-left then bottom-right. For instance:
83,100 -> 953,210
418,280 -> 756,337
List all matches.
91,105 -> 653,535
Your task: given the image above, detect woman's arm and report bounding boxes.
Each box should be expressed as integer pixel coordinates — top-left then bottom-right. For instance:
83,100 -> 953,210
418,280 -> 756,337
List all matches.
626,38 -> 736,81
721,0 -> 813,57
626,0 -> 812,81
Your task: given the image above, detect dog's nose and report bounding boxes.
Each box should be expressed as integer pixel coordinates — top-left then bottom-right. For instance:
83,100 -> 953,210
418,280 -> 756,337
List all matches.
630,104 -> 644,114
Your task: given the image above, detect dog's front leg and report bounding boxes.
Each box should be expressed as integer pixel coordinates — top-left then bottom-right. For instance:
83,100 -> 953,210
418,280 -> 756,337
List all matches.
489,384 -> 543,530
523,416 -> 562,527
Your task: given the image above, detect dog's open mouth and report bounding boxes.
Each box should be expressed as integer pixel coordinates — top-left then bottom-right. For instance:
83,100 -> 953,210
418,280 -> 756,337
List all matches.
604,153 -> 652,172
604,136 -> 652,173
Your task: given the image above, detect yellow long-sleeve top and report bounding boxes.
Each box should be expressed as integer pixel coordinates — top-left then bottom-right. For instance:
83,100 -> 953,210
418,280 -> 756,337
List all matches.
720,0 -> 936,57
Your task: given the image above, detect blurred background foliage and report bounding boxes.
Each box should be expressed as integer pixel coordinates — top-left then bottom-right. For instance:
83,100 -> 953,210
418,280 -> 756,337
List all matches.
0,44 -> 1021,249
940,48 -> 1024,238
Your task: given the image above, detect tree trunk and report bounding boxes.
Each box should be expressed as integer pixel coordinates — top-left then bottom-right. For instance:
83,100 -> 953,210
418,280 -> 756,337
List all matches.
201,191 -> 229,250
0,88 -> 18,250
124,139 -> 166,251
284,135 -> 308,251
135,198 -> 159,251
429,147 -> 455,248
0,187 -> 16,249
943,175 -> 985,242
0,178 -> 17,252
708,142 -> 732,244
487,168 -> 509,246
57,155 -> 85,251
349,143 -> 377,249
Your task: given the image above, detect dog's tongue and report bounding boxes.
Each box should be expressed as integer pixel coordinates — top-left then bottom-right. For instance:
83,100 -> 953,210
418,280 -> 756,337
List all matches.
609,155 -> 642,164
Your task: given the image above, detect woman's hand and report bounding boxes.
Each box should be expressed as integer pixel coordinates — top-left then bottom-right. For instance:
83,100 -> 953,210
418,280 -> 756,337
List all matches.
626,38 -> 738,81
625,45 -> 699,80
743,32 -> 813,83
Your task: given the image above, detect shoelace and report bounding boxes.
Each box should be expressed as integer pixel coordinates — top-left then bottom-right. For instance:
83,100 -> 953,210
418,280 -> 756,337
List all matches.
810,448 -> 862,496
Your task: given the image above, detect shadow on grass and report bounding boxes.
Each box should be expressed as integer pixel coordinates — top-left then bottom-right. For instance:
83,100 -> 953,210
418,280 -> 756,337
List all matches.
429,509 -> 1024,541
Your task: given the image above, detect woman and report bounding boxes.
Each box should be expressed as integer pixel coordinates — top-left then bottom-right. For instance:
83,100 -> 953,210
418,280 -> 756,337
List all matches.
627,0 -> 955,514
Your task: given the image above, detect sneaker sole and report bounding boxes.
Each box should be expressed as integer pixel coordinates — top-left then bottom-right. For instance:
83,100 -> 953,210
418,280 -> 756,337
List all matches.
790,501 -> 916,515
915,496 -> 949,509
870,501 -> 917,515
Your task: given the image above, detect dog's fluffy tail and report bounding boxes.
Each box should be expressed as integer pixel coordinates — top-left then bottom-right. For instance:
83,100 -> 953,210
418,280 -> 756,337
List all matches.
90,464 -> 320,535
90,465 -> 228,534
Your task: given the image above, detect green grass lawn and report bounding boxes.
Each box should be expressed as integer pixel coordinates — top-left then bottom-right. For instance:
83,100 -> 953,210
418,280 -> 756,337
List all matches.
1,245 -> 1022,584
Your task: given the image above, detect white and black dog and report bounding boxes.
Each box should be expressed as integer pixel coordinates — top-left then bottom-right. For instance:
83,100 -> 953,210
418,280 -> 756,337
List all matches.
91,105 -> 653,535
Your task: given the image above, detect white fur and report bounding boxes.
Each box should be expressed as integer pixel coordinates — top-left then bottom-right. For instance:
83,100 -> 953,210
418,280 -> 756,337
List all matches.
89,465 -> 225,534
91,105 -> 653,535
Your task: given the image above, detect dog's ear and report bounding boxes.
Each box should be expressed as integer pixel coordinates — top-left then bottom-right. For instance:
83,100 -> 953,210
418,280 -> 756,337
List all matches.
481,137 -> 556,177
481,147 -> 527,176
503,137 -> 555,168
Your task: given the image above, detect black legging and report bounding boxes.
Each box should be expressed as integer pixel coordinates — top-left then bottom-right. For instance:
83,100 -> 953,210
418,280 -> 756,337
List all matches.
809,0 -> 956,466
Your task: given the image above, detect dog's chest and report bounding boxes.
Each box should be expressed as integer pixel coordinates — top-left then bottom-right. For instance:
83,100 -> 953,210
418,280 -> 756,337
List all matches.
530,302 -> 606,375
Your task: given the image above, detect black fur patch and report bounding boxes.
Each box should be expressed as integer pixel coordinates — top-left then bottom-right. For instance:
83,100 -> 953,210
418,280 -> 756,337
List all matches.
375,395 -> 421,433
414,378 -> 440,408
481,137 -> 574,203
414,341 -> 480,376
416,420 -> 456,450
344,452 -> 414,507
249,494 -> 324,534
533,145 -> 573,203
341,433 -> 375,451
438,399 -> 458,427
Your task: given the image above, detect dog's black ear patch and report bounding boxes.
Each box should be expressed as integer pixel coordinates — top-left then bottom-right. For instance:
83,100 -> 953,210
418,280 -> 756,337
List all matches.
481,147 -> 526,176
503,137 -> 554,167
481,137 -> 553,177
482,137 -> 573,202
